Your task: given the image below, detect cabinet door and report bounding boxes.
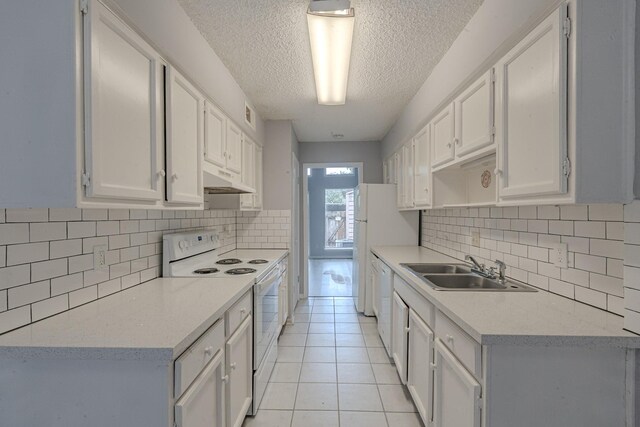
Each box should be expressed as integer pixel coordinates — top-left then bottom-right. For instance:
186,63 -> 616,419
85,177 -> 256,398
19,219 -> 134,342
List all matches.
495,5 -> 568,200
204,101 -> 227,168
391,291 -> 409,383
253,145 -> 263,209
455,70 -> 495,158
408,309 -> 434,425
377,264 -> 392,356
83,0 -> 163,201
226,315 -> 253,427
175,349 -> 225,427
226,121 -> 243,174
403,142 -> 414,209
431,104 -> 455,168
433,339 -> 481,427
370,260 -> 379,317
165,66 -> 204,205
395,151 -> 404,208
239,136 -> 255,209
413,125 -> 431,208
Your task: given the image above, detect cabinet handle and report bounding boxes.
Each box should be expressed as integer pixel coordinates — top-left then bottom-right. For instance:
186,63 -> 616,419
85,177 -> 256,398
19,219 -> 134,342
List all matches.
445,334 -> 454,344
223,151 -> 227,158
172,173 -> 178,181
204,346 -> 214,356
494,168 -> 502,176
454,138 -> 460,146
240,308 -> 246,315
221,374 -> 229,383
404,327 -> 411,333
230,362 -> 237,370
447,142 -> 452,148
157,170 -> 166,178
424,188 -> 428,192
430,362 -> 437,370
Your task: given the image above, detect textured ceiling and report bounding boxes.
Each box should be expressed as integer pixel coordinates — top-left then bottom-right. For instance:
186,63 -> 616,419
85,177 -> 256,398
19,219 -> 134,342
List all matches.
177,0 -> 484,142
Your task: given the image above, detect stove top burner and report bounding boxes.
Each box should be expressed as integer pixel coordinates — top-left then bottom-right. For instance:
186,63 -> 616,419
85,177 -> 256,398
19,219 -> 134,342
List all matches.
248,259 -> 269,264
193,267 -> 220,275
216,258 -> 242,265
225,268 -> 257,275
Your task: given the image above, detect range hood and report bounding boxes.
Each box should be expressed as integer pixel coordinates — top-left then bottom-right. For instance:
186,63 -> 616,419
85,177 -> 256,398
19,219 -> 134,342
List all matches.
203,169 -> 254,194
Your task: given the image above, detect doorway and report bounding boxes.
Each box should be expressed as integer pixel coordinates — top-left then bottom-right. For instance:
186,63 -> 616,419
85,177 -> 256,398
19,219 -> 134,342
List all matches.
303,163 -> 362,297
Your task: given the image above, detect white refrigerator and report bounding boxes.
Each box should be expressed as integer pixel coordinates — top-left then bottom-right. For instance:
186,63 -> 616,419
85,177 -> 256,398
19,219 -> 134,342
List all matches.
352,184 -> 419,315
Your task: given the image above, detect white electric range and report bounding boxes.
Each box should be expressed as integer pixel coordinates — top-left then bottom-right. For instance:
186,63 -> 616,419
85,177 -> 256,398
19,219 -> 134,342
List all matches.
162,231 -> 284,416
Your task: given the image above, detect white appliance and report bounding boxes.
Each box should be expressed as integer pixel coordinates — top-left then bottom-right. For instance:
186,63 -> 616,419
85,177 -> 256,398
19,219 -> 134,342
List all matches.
162,231 -> 283,415
352,184 -> 418,315
377,259 -> 393,356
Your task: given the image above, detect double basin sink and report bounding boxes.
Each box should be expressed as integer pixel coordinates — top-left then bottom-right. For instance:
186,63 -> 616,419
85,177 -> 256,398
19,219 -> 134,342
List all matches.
401,263 -> 536,292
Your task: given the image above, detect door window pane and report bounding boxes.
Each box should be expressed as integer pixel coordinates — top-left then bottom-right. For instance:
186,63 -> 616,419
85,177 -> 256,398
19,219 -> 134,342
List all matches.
325,189 -> 354,249
325,167 -> 355,176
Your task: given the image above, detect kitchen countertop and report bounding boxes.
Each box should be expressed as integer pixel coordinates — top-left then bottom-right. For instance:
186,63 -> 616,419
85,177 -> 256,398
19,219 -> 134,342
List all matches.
372,245 -> 640,348
0,250 -> 288,361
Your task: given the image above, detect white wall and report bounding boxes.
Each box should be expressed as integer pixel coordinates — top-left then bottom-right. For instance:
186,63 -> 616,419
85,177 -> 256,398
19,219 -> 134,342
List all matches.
108,0 -> 264,143
381,0 -> 561,158
299,141 -> 383,183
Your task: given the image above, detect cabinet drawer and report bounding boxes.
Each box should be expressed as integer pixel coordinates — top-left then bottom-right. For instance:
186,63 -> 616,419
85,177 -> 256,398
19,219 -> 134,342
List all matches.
174,318 -> 225,398
393,274 -> 435,327
435,311 -> 481,378
226,290 -> 252,337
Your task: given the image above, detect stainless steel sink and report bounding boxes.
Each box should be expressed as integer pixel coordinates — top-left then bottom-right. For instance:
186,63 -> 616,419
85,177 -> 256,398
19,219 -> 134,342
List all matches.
401,263 -> 472,274
401,263 -> 536,292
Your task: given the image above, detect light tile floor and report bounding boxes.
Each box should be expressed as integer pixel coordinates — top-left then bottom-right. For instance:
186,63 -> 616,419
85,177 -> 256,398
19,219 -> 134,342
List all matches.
243,297 -> 423,427
308,259 -> 353,297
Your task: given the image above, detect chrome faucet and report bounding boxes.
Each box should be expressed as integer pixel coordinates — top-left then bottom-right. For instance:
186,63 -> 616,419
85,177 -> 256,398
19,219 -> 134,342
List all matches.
465,255 -> 483,271
465,255 -> 494,278
494,260 -> 507,282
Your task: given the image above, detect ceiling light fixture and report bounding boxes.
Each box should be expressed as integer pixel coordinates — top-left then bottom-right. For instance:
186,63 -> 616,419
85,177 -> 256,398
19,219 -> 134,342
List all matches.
307,0 -> 355,106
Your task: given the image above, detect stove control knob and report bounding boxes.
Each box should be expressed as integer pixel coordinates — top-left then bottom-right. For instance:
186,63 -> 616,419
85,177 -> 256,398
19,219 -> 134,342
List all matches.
179,241 -> 188,249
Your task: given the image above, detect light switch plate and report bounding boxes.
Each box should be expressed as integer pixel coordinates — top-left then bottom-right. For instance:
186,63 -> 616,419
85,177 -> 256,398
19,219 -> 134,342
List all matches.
93,245 -> 108,271
553,243 -> 568,269
471,230 -> 481,247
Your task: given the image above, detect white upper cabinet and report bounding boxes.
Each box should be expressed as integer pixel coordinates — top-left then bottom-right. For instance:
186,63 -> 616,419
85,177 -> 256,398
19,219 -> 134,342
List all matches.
239,136 -> 255,209
413,125 -> 431,208
454,70 -> 495,159
253,145 -> 263,209
165,66 -> 204,205
401,141 -> 415,209
226,121 -> 243,174
394,151 -> 404,208
430,104 -> 455,168
204,101 -> 227,168
83,0 -> 164,202
495,5 -> 568,201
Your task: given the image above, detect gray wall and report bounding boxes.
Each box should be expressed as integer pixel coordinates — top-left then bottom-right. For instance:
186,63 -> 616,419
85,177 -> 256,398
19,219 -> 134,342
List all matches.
299,141 -> 383,184
636,3 -> 640,199
263,121 -> 298,210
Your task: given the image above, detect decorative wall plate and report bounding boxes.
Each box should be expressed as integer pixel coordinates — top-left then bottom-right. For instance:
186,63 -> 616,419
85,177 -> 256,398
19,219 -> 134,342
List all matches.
481,170 -> 492,188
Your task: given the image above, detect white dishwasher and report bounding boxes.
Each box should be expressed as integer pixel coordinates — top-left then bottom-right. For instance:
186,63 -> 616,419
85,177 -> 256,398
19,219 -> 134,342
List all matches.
377,260 -> 393,356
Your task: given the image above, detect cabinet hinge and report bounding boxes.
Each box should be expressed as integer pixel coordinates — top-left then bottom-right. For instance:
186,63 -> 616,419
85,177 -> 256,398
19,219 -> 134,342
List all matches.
80,0 -> 89,15
81,173 -> 91,187
563,17 -> 571,38
562,157 -> 571,177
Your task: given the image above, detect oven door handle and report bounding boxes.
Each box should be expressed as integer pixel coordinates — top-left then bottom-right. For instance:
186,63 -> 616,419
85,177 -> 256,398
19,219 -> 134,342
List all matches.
256,268 -> 281,293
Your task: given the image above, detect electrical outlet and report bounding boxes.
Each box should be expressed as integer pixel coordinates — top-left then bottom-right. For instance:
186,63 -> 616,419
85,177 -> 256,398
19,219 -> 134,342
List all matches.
93,245 -> 108,271
471,230 -> 481,247
553,243 -> 568,269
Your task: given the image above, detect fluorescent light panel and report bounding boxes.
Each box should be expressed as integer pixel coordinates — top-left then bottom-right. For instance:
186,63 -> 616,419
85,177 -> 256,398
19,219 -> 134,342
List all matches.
307,8 -> 355,105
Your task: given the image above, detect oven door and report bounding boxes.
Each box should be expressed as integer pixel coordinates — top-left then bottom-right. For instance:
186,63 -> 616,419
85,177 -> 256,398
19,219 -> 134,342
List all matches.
254,267 -> 280,366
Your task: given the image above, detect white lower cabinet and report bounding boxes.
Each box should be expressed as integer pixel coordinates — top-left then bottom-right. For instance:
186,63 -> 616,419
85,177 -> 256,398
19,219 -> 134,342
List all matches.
391,291 -> 409,383
175,349 -> 226,427
433,339 -> 482,427
225,315 -> 253,427
407,309 -> 434,425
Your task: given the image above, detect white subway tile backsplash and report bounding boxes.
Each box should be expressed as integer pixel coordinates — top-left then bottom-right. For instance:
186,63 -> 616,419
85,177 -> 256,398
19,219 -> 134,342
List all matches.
590,239 -> 624,259
68,254 -> 94,274
6,242 -> 49,266
0,246 -> 5,268
109,234 -> 130,250
82,237 -> 108,254
6,208 -> 48,223
122,272 -> 141,289
608,294 -> 625,316
589,204 -> 623,221
98,278 -> 121,298
30,222 -> 67,242
574,253 -> 607,274
560,205 -> 588,221
83,269 -> 110,287
31,259 -> 67,282
0,210 -> 5,223
590,273 -> 623,297
82,209 -> 108,221
8,280 -> 50,309
0,224 -> 30,245
0,306 -> 30,334
68,222 -> 96,239
548,220 -> 574,236
549,279 -> 574,298
574,286 -> 607,310
0,290 -> 6,312
51,273 -> 83,296
69,285 -> 98,308
50,239 -> 82,259
49,208 -> 82,222
96,221 -> 120,236
606,222 -> 624,241
32,294 -> 68,321
109,209 -> 130,220
574,221 -> 605,239
0,265 -> 31,290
